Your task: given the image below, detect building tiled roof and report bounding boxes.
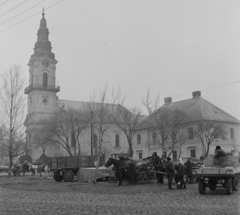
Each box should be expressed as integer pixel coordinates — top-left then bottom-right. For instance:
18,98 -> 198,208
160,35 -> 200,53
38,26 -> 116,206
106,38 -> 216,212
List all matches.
138,95 -> 240,130
58,99 -> 127,112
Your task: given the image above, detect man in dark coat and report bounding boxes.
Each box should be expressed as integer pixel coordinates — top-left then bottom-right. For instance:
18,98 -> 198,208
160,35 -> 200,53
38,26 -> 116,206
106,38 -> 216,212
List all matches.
152,152 -> 165,185
214,146 -> 227,158
177,158 -> 186,189
185,158 -> 192,184
165,157 -> 175,190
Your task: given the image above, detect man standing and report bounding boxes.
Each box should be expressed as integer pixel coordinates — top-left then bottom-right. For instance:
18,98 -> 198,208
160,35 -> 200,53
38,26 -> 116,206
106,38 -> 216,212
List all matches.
165,157 -> 175,190
185,158 -> 192,184
152,152 -> 165,185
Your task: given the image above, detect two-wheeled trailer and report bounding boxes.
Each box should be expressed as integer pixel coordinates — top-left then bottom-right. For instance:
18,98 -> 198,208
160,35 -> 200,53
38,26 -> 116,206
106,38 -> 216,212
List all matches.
49,156 -> 105,182
192,166 -> 240,195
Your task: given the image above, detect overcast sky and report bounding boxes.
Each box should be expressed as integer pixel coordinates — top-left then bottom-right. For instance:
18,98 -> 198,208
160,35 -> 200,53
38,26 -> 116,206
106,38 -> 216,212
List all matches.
0,0 -> 239,119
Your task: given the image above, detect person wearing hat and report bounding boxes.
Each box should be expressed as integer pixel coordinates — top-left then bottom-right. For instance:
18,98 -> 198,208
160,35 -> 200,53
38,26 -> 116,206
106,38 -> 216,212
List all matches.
165,157 -> 175,190
214,145 -> 227,159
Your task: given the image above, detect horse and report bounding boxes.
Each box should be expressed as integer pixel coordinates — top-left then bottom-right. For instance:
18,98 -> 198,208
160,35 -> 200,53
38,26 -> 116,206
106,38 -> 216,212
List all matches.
29,164 -> 48,177
152,155 -> 166,185
105,158 -> 136,186
44,165 -> 53,177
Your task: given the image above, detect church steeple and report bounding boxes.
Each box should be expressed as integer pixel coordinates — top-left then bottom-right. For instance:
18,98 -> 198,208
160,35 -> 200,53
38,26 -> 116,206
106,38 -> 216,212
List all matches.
30,10 -> 56,61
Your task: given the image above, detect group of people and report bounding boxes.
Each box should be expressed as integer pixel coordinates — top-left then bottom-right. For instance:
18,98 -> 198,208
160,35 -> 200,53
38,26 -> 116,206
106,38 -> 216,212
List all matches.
152,152 -> 193,190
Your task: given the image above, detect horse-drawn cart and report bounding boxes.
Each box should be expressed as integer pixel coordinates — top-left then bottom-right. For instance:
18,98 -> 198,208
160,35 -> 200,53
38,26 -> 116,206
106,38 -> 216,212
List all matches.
135,162 -> 156,183
0,164 -> 22,176
192,166 -> 240,195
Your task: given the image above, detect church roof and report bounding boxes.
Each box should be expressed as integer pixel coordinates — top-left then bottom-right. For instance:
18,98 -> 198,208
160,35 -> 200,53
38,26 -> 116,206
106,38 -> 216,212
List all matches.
58,99 -> 127,112
30,11 -> 56,61
138,92 -> 240,129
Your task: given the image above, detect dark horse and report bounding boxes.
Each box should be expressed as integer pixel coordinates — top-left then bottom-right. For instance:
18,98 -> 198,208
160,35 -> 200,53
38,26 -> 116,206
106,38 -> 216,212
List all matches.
105,158 -> 136,186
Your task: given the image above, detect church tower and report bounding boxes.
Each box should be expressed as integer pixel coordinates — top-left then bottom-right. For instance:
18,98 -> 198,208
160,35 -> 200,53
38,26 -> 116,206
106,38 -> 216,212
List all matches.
24,11 -> 60,150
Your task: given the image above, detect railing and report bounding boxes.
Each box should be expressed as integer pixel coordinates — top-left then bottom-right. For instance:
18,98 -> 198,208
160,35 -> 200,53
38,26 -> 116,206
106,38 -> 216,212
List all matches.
24,84 -> 60,93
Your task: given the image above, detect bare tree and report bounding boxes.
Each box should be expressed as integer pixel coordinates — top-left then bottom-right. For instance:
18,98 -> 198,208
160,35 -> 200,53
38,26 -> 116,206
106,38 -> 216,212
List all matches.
30,125 -> 54,155
89,87 -> 115,156
194,120 -> 228,157
45,107 -> 89,157
177,129 -> 188,159
113,106 -> 142,157
0,64 -> 28,175
148,106 -> 188,157
142,88 -> 160,115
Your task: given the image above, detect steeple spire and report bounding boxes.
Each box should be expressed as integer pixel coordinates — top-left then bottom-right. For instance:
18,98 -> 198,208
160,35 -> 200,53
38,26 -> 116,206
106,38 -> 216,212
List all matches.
30,11 -> 56,61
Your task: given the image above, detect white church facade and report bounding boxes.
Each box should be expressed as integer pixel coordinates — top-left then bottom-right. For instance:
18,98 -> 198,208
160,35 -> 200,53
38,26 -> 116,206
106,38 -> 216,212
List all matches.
24,12 -> 130,160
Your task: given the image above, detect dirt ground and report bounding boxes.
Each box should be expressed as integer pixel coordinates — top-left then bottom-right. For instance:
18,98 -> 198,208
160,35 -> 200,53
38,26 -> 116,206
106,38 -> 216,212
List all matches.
0,175 -> 197,195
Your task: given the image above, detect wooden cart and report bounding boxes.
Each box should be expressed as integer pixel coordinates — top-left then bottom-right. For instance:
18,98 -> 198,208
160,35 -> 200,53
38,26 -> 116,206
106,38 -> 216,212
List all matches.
192,166 -> 240,195
49,156 -> 105,182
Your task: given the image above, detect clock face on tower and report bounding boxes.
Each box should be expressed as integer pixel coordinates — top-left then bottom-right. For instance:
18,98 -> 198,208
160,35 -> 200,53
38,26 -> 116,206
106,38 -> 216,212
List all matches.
42,58 -> 50,68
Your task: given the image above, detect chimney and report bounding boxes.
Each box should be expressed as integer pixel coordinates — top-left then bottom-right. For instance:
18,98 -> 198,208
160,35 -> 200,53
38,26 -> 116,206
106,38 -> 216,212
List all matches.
192,91 -> 201,99
164,97 -> 172,105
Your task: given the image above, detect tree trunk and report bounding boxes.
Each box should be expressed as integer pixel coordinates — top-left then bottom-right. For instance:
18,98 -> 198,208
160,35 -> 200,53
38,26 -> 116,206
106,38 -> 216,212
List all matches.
205,144 -> 210,157
8,156 -> 13,177
128,140 -> 133,157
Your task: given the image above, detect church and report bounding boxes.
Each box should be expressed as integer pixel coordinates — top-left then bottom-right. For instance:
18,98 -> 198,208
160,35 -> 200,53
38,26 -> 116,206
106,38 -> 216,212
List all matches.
24,12 -> 130,160
24,12 -> 240,162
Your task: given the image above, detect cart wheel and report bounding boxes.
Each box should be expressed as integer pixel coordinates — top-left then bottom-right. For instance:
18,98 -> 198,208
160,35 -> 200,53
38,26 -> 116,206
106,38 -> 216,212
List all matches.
198,180 -> 206,194
54,170 -> 63,182
225,179 -> 233,195
208,180 -> 217,191
14,170 -> 21,177
63,170 -> 74,182
232,176 -> 239,191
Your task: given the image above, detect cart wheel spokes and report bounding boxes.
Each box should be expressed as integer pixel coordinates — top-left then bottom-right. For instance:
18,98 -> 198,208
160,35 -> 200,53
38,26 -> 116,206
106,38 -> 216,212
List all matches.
63,170 -> 74,182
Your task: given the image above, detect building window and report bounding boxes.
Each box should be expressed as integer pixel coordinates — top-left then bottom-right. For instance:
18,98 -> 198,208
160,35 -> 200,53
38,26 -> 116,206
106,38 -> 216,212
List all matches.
92,133 -> 98,155
190,149 -> 196,158
161,130 -> 167,142
188,127 -> 194,139
115,134 -> 120,147
173,151 -> 177,162
162,151 -> 167,159
230,128 -> 234,140
43,73 -> 48,88
71,132 -> 76,147
137,134 -> 141,145
152,132 -> 156,144
137,150 -> 143,159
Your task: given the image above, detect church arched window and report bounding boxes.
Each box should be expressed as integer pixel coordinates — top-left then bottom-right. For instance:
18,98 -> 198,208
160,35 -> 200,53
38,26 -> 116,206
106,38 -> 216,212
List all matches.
71,132 -> 76,147
43,73 -> 48,88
